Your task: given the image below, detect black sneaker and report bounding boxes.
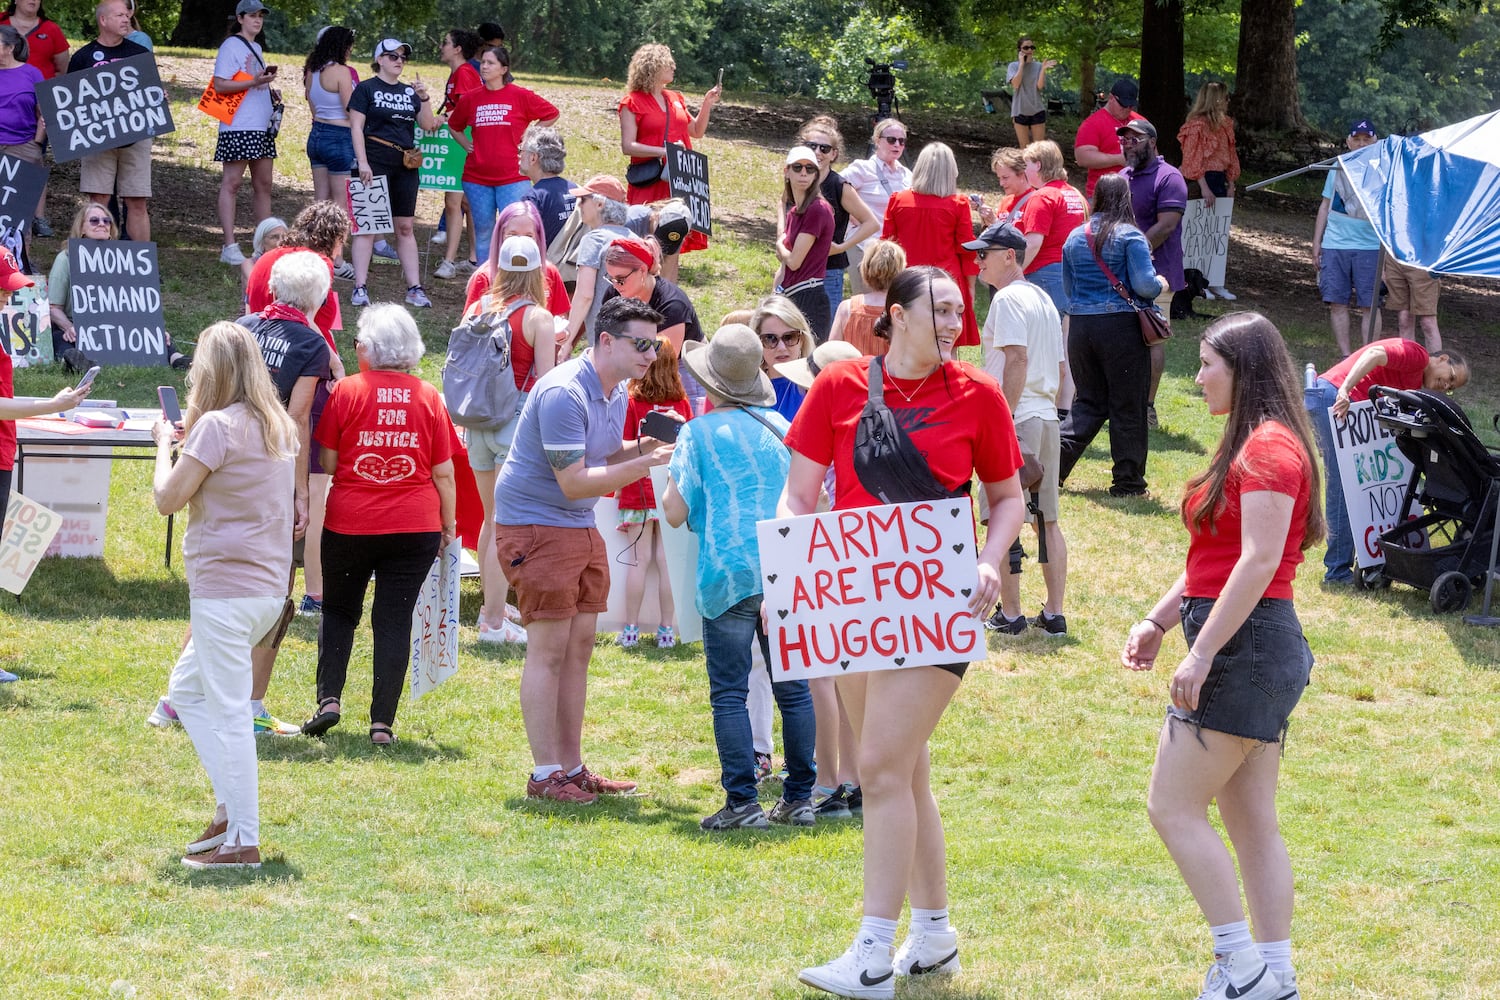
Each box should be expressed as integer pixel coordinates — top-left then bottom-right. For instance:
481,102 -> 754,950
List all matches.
846,785 -> 862,814
814,784 -> 854,819
1030,609 -> 1067,637
984,606 -> 1027,634
767,797 -> 815,827
700,800 -> 768,831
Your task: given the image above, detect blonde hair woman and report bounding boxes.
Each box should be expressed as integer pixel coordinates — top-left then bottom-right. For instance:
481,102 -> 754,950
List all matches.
840,117 -> 912,294
1178,81 -> 1240,298
152,321 -> 299,870
829,239 -> 904,357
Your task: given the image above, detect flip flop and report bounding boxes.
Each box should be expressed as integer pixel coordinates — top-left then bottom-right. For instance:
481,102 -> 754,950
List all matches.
301,697 -> 341,737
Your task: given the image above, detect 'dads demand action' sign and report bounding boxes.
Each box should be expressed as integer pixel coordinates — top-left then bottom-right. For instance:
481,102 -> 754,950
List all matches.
34,53 -> 174,163
757,499 -> 981,681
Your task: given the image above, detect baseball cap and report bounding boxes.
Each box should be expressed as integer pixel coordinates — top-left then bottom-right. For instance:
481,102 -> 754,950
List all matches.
0,246 -> 35,291
569,174 -> 627,202
962,220 -> 1027,254
235,0 -> 269,15
1116,120 -> 1157,141
374,38 -> 412,60
785,145 -> 819,167
498,235 -> 541,272
1349,118 -> 1377,137
1110,78 -> 1139,108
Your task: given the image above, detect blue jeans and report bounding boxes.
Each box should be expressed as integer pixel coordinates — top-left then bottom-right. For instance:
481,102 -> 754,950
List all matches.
305,121 -> 355,173
1306,378 -> 1354,581
823,269 -> 845,322
702,594 -> 815,806
1028,261 -> 1069,315
463,179 -> 532,265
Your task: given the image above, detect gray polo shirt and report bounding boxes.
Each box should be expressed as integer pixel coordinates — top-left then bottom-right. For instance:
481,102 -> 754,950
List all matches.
495,353 -> 626,528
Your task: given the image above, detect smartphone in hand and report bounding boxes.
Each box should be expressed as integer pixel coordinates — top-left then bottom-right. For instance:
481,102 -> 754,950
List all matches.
157,385 -> 182,426
75,366 -> 100,392
641,409 -> 682,443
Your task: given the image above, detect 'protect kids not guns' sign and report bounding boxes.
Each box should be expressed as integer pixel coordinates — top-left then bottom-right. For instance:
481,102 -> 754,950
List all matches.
1331,398 -> 1416,568
756,499 -> 981,681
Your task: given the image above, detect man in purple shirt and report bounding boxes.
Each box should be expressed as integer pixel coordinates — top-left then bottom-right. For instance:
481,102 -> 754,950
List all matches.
1120,119 -> 1186,427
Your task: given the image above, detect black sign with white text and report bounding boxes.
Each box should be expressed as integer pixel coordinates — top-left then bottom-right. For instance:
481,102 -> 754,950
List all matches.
34,54 -> 174,163
666,143 -> 712,237
0,155 -> 47,238
67,239 -> 168,366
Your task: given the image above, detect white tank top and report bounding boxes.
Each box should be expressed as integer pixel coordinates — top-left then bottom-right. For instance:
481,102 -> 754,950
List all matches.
308,63 -> 349,124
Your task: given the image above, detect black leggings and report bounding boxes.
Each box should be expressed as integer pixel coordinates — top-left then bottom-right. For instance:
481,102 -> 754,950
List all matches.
316,527 -> 441,727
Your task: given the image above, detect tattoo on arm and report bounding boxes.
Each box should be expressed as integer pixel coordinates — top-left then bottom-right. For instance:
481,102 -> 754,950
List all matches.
546,448 -> 585,471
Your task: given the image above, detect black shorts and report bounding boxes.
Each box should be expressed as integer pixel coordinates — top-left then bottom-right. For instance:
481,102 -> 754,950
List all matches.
1013,110 -> 1047,126
366,144 -> 420,218
930,661 -> 969,679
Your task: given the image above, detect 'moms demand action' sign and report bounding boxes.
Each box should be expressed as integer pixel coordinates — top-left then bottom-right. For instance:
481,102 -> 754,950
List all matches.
35,54 -> 175,163
67,239 -> 168,366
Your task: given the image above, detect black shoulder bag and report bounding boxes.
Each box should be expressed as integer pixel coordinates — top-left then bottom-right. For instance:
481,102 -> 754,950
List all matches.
852,357 -> 971,504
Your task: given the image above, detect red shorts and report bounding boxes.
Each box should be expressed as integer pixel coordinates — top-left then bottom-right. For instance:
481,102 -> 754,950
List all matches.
496,523 -> 610,624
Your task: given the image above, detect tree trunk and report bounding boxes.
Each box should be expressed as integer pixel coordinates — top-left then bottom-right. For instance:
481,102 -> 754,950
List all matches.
1139,0 -> 1185,161
1078,50 -> 1097,113
169,0 -> 231,48
1232,0 -> 1307,130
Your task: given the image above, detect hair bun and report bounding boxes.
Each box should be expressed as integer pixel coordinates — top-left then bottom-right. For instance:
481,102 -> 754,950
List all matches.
872,313 -> 892,340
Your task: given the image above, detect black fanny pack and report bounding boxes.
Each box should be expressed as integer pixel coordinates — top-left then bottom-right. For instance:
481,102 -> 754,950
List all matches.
853,357 -> 971,505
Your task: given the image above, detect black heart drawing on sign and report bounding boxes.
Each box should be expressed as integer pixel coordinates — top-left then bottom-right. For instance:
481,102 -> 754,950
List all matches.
778,526 -> 790,537
777,609 -> 788,619
952,543 -> 964,554
961,588 -> 972,597
767,573 -> 778,584
950,506 -> 962,517
840,660 -> 850,670
894,657 -> 906,666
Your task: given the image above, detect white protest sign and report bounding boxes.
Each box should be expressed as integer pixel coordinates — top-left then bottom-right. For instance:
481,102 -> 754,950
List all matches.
1331,399 -> 1418,568
757,499 -> 981,681
409,539 -> 462,700
1181,196 -> 1233,288
1,492 -> 64,594
650,464 -> 701,644
346,175 -> 395,236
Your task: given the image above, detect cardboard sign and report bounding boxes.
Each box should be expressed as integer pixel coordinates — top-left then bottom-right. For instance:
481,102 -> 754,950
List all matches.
35,53 -> 174,162
1,492 -> 64,594
757,499 -> 982,681
5,278 -> 53,368
1332,399 -> 1419,568
410,540 -> 462,700
67,239 -> 168,367
0,154 -> 48,239
197,70 -> 252,125
1181,197 -> 1233,287
346,175 -> 395,236
666,143 -> 711,236
650,465 -> 701,644
416,125 -> 467,192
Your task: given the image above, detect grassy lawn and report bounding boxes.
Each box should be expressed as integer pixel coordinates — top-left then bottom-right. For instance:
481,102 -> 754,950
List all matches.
5,55 -> 1500,999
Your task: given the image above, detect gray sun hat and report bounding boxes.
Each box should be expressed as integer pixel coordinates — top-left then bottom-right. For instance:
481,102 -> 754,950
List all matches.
775,340 -> 862,390
682,324 -> 776,407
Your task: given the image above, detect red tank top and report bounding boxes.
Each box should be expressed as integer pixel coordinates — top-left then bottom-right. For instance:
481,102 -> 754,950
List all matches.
506,301 -> 540,391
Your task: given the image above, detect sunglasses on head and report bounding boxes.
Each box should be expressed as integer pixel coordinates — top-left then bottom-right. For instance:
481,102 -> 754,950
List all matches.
804,141 -> 834,155
604,330 -> 657,353
760,331 -> 803,348
788,163 -> 818,175
881,134 -> 907,145
605,269 -> 640,287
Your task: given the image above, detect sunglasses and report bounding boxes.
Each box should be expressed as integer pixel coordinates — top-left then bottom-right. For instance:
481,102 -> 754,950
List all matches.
804,141 -> 834,155
604,330 -> 658,353
382,52 -> 407,62
1021,45 -> 1035,50
1119,135 -> 1148,146
760,331 -> 803,348
975,249 -> 990,261
787,163 -> 818,175
881,135 -> 907,146
605,269 -> 641,287
85,216 -> 112,225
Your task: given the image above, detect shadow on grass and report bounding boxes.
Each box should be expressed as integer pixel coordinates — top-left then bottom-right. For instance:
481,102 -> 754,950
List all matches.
1149,425 -> 1209,456
500,788 -> 856,842
157,854 -> 305,887
257,728 -> 470,763
13,557 -> 190,620
1074,487 -> 1173,517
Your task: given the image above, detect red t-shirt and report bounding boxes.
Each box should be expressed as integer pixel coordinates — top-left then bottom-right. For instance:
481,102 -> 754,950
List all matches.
442,61 -> 482,113
785,358 -> 1021,510
1184,421 -> 1311,600
448,84 -> 559,186
1,348 -> 15,471
1018,179 -> 1088,271
315,370 -> 455,534
618,395 -> 692,509
880,191 -> 981,347
0,17 -> 68,79
247,245 -> 340,346
1320,338 -> 1428,400
464,262 -> 570,317
1075,106 -> 1145,198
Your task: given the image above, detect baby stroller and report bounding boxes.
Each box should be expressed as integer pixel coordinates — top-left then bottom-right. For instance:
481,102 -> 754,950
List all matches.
1364,386 -> 1500,613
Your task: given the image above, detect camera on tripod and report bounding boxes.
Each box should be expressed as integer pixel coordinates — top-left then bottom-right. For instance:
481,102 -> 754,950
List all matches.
864,56 -> 907,119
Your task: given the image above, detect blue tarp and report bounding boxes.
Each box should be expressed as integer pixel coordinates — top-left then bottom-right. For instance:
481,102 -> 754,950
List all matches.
1338,109 -> 1500,279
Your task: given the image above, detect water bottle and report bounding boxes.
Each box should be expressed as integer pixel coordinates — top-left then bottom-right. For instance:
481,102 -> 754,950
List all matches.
1305,363 -> 1317,390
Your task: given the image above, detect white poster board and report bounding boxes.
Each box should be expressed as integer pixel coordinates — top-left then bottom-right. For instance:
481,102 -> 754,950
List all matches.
409,539 -> 462,700
1331,399 -> 1416,568
346,175 -> 395,236
650,465 -> 701,643
1181,197 -> 1233,288
757,499 -> 981,681
1,492 -> 63,593
21,445 -> 112,558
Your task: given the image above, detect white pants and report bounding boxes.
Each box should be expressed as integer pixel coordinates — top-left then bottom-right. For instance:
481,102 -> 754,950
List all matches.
748,637 -> 774,755
167,596 -> 285,848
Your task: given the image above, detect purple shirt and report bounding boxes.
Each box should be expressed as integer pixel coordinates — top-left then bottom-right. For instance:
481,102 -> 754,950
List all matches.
1123,155 -> 1188,291
780,196 -> 834,287
0,63 -> 43,145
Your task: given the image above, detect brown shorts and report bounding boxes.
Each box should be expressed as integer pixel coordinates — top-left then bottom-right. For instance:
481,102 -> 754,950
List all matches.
79,138 -> 152,198
496,523 -> 610,624
1383,261 -> 1440,315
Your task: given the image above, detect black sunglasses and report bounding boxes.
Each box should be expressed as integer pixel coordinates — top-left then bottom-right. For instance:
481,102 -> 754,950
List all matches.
881,134 -> 907,145
804,141 -> 834,155
604,330 -> 657,353
788,163 -> 818,175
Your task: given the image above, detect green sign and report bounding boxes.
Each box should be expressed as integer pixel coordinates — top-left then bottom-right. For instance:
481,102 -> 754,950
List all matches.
417,125 -> 467,192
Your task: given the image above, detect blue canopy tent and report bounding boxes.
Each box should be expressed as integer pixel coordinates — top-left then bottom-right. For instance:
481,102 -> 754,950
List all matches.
1337,109 -> 1500,278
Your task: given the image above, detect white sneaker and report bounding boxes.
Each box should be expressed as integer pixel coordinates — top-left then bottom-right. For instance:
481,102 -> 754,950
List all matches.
405,285 -> 432,308
146,695 -> 180,728
798,935 -> 895,999
892,926 -> 960,977
219,244 -> 246,265
1210,286 -> 1238,301
333,260 -> 356,280
350,285 -> 370,307
430,229 -> 448,245
433,259 -> 457,280
1199,949 -> 1283,1000
478,619 -> 527,644
1202,287 -> 1218,300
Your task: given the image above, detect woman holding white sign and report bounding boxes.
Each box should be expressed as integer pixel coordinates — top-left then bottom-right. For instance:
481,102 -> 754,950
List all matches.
212,0 -> 280,269
1121,312 -> 1324,1000
1177,81 -> 1240,300
783,266 -> 1025,998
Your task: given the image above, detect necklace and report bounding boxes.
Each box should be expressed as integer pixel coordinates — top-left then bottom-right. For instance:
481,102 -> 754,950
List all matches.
885,363 -> 938,403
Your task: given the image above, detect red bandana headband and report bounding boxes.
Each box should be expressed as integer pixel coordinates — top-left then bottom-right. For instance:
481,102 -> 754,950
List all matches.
609,238 -> 655,271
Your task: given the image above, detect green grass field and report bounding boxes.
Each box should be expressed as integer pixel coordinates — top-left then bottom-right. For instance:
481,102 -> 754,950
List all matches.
4,55 -> 1500,999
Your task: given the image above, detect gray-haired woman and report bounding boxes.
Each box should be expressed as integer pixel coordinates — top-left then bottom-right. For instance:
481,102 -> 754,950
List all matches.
301,304 -> 457,745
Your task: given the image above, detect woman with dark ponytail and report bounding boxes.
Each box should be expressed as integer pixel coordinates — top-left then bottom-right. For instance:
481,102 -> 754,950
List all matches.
783,265 -> 1026,998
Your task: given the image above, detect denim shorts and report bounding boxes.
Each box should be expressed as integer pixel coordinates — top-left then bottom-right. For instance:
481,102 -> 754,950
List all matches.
306,121 -> 355,173
1172,597 -> 1312,744
1318,247 -> 1380,308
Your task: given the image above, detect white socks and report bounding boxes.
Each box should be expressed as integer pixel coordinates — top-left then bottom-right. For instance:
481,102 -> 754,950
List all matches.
909,906 -> 951,933
1257,939 -> 1294,976
1211,920 -> 1255,957
532,764 -> 560,781
858,915 -> 899,951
